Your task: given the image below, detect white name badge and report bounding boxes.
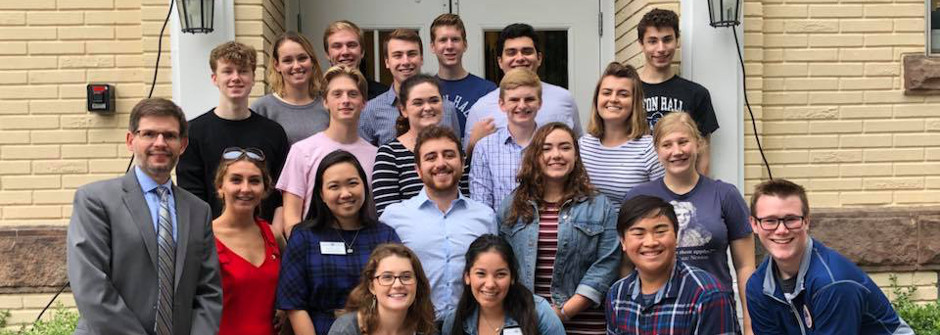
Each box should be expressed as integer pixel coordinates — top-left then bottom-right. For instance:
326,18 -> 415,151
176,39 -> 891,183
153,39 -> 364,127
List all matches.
502,327 -> 522,335
320,241 -> 347,255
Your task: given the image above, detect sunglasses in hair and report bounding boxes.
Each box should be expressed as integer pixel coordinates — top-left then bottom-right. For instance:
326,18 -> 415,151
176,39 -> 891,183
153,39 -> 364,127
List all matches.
221,147 -> 265,162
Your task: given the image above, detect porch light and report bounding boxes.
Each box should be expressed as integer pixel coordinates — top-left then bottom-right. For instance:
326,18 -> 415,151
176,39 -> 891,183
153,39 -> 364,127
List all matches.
176,0 -> 215,34
707,0 -> 741,27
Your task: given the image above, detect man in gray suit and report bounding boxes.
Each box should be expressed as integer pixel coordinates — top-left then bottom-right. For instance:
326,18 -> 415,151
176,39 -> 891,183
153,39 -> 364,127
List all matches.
67,98 -> 222,334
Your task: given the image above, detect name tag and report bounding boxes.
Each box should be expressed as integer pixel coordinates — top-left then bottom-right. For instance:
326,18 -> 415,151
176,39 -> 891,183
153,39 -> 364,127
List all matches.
502,326 -> 522,335
320,242 -> 347,255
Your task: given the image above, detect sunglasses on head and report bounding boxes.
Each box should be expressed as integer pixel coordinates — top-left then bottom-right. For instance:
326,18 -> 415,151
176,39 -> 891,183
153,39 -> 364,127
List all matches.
221,147 -> 265,162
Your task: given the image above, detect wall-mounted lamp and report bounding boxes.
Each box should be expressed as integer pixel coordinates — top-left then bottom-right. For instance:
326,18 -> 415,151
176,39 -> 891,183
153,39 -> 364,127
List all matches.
707,0 -> 741,27
176,0 -> 215,34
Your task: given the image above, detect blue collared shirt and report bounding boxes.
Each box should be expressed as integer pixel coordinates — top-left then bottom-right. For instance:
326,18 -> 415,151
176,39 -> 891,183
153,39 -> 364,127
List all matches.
134,166 -> 177,241
469,127 -> 526,210
441,294 -> 565,335
358,87 -> 463,147
379,187 -> 497,319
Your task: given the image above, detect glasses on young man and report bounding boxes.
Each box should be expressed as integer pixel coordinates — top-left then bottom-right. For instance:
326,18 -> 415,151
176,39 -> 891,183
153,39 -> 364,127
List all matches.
221,147 -> 265,162
754,215 -> 805,231
372,273 -> 416,286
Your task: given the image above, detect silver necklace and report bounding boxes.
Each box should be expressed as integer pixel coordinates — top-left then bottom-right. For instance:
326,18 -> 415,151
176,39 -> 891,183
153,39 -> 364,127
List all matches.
334,227 -> 361,254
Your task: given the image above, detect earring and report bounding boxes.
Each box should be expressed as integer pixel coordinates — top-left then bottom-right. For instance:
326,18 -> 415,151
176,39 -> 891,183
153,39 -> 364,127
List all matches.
370,295 -> 376,311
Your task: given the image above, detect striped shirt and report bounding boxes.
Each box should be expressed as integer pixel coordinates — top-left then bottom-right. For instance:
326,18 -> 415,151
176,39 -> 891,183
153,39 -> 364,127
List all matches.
371,139 -> 470,216
469,127 -> 525,210
535,203 -> 607,335
578,134 -> 663,211
606,261 -> 738,335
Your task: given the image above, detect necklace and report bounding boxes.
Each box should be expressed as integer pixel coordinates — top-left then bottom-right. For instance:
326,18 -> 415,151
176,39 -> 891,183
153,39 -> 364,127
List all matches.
334,227 -> 361,254
480,313 -> 502,335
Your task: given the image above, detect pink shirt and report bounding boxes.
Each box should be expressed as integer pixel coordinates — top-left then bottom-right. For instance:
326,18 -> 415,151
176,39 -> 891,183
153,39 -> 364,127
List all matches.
275,132 -> 378,218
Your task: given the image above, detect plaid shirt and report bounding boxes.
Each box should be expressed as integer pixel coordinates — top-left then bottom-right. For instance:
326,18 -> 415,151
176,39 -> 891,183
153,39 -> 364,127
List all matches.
276,223 -> 401,335
469,127 -> 526,210
606,260 -> 739,335
357,87 -> 462,147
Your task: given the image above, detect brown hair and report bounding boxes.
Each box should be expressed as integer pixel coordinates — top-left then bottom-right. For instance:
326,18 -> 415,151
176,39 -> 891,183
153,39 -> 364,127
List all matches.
323,20 -> 365,51
384,29 -> 423,58
587,62 -> 649,140
652,111 -> 703,148
506,123 -> 596,225
430,13 -> 467,41
209,41 -> 257,72
322,65 -> 369,100
343,244 -> 436,335
266,31 -> 325,98
414,125 -> 464,165
212,153 -> 273,215
638,8 -> 680,42
395,74 -> 442,137
498,68 -> 542,100
750,179 -> 810,218
128,98 -> 188,137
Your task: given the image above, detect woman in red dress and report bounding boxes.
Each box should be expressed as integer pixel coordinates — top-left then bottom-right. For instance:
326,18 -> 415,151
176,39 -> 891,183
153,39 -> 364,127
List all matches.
212,147 -> 284,334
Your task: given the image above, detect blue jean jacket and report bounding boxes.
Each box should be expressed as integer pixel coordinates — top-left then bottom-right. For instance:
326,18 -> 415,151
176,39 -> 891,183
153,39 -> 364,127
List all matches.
497,192 -> 621,306
440,295 -> 565,335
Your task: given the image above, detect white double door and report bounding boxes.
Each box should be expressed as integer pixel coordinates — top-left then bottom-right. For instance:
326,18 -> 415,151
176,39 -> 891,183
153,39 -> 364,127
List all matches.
291,0 -> 608,124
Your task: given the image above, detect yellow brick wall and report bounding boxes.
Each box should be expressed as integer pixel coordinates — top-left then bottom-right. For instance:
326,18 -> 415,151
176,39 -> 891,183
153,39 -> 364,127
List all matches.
615,0 -> 681,70
0,293 -> 75,329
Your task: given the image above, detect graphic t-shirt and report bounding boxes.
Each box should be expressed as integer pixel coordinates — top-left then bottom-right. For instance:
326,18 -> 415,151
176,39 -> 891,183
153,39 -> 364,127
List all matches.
624,177 -> 751,292
437,73 -> 497,132
642,75 -> 720,136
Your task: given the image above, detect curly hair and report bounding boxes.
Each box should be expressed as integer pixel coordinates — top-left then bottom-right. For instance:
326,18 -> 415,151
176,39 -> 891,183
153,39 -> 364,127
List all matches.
266,31 -> 325,98
342,244 -> 436,335
209,41 -> 257,73
506,122 -> 595,225
638,8 -> 680,42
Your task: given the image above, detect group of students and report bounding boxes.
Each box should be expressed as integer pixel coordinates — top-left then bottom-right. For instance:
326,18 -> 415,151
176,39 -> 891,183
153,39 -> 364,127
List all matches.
65,7 -> 915,335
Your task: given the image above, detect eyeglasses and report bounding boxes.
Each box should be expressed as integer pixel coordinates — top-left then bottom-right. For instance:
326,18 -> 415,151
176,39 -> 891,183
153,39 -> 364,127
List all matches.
372,273 -> 416,286
754,215 -> 805,231
221,147 -> 265,162
135,130 -> 181,143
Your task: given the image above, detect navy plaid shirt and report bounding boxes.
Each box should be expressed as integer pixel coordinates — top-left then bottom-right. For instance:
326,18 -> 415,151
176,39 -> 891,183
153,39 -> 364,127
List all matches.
276,222 -> 401,335
606,260 -> 739,335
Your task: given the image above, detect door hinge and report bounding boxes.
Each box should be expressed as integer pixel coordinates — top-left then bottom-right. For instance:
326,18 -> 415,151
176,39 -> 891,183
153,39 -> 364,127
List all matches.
598,11 -> 603,36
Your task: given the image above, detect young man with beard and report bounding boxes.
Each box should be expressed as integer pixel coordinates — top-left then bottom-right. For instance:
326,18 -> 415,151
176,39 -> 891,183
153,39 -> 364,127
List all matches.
637,9 -> 719,174
606,195 -> 737,334
464,23 -> 581,152
469,68 -> 542,210
430,14 -> 497,128
68,98 -> 222,334
176,41 -> 289,222
746,179 -> 913,334
322,20 -> 388,100
380,125 -> 497,319
358,29 -> 462,146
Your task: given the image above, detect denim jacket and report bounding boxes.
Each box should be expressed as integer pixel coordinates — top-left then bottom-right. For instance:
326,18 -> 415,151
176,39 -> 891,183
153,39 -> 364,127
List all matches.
440,295 -> 565,335
497,192 -> 621,306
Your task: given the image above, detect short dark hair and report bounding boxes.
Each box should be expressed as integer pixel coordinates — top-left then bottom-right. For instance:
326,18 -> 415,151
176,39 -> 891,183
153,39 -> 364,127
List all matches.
430,13 -> 467,41
384,29 -> 423,58
497,23 -> 540,55
617,195 -> 678,237
128,98 -> 188,137
414,125 -> 464,166
750,179 -> 810,218
638,8 -> 680,42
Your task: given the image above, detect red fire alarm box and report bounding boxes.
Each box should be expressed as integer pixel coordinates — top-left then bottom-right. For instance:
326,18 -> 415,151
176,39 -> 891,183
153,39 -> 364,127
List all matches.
87,84 -> 115,113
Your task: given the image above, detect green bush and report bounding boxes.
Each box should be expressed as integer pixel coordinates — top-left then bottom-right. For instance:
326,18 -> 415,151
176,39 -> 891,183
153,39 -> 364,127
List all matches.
889,275 -> 940,334
0,303 -> 78,335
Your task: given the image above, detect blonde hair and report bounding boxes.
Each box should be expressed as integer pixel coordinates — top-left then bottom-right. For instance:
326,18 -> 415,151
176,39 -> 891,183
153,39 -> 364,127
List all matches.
323,20 -> 364,51
652,111 -> 704,148
587,62 -> 649,140
266,31 -> 325,98
498,68 -> 542,100
209,41 -> 257,72
322,65 -> 369,99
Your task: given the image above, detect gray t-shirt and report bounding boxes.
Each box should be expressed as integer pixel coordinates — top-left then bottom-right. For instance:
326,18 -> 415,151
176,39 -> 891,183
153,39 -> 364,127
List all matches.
327,313 -> 361,335
251,94 -> 330,144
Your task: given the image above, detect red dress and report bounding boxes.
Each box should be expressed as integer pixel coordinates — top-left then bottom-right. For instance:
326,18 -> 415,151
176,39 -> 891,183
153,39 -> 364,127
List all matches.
216,218 -> 280,335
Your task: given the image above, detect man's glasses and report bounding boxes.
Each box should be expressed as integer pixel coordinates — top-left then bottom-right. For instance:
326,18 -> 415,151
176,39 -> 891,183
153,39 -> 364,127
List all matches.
135,130 -> 181,143
754,215 -> 805,231
372,273 -> 416,286
221,147 -> 265,162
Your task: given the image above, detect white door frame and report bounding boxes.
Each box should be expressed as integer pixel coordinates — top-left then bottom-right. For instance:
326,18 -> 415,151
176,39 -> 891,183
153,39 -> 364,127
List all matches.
170,0 -> 235,120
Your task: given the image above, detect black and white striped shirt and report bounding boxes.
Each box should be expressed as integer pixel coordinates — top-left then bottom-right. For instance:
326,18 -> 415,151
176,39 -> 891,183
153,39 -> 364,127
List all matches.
578,134 -> 664,211
371,139 -> 470,216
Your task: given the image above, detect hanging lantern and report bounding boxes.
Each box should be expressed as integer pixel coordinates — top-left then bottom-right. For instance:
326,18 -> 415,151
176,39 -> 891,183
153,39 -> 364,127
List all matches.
176,0 -> 215,34
707,0 -> 742,28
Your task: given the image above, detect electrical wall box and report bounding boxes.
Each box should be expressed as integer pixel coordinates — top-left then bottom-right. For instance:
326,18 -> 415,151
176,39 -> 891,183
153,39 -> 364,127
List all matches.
86,84 -> 115,113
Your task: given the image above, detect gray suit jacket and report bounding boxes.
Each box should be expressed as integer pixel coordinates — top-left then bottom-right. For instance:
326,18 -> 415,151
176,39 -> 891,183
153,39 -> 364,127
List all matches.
67,170 -> 222,334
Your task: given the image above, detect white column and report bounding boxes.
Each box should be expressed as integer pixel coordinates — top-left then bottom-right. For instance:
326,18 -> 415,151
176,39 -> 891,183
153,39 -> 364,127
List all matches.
171,0 -> 236,120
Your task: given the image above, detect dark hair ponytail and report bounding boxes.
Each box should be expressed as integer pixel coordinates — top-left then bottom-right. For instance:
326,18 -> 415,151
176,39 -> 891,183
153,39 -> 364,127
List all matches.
396,74 -> 442,137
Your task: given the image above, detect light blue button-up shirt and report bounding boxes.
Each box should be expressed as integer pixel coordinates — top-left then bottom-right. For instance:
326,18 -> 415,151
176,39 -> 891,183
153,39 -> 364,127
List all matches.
134,166 -> 178,241
380,187 -> 497,319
